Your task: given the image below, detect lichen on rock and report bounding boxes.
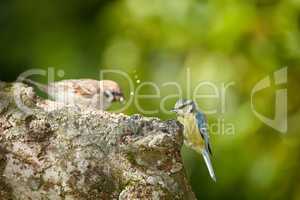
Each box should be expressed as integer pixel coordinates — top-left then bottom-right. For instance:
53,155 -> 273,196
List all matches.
0,83 -> 196,200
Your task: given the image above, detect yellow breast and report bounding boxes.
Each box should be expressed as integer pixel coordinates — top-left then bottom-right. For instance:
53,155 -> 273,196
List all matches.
177,114 -> 204,150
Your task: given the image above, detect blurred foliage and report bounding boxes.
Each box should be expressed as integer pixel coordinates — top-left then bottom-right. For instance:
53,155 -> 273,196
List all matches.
1,0 -> 300,199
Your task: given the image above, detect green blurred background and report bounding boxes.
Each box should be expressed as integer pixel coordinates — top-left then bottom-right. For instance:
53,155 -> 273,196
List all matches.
1,0 -> 300,199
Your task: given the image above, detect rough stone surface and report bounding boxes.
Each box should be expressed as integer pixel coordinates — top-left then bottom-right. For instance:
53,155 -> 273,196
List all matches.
0,82 -> 196,200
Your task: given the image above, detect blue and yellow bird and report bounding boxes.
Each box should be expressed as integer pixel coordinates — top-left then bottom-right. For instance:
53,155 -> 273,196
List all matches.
171,99 -> 216,182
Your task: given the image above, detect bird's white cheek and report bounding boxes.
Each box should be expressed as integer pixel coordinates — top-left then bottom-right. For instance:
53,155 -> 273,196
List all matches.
102,97 -> 113,110
177,110 -> 184,116
95,94 -> 109,109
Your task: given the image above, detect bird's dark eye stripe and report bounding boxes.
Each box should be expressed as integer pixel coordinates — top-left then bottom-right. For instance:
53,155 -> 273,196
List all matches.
176,101 -> 193,109
177,105 -> 185,109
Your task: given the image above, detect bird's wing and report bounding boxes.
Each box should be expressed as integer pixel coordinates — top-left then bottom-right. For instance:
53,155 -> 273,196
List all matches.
73,83 -> 94,97
70,80 -> 99,97
74,80 -> 102,97
48,80 -> 96,97
195,112 -> 212,155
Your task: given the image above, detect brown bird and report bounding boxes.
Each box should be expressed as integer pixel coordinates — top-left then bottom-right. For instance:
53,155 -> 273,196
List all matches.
24,79 -> 124,110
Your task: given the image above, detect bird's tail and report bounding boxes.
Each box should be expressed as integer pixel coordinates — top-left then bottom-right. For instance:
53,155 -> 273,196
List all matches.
201,149 -> 217,182
21,78 -> 48,93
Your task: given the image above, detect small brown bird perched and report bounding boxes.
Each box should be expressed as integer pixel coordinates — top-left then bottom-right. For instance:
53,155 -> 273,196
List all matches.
23,79 -> 124,110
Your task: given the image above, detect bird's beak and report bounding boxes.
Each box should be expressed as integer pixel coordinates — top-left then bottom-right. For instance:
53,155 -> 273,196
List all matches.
117,92 -> 125,104
112,92 -> 125,104
119,96 -> 125,104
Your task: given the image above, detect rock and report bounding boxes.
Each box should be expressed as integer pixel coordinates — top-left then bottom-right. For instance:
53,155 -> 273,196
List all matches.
0,83 -> 196,200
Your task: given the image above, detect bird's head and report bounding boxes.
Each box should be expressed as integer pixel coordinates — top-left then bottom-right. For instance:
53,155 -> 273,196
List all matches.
100,80 -> 125,104
171,99 -> 196,115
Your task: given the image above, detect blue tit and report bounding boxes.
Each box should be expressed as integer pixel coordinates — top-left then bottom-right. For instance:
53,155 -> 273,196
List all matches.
171,99 -> 216,182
